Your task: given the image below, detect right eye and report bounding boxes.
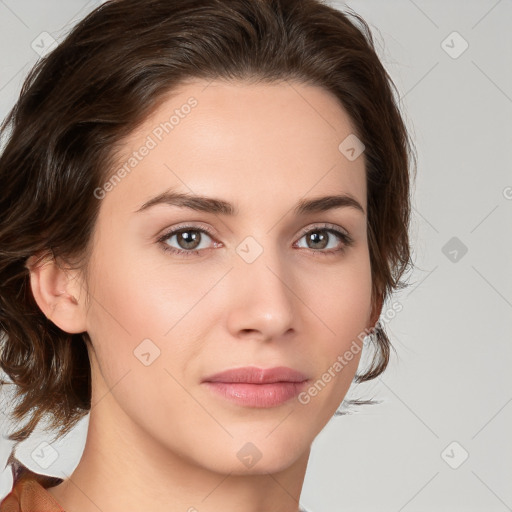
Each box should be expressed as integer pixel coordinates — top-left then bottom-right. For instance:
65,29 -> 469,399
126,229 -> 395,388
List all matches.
157,225 -> 220,257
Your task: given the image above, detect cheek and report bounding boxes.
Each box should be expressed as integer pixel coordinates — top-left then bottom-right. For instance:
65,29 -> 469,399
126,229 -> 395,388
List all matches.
303,248 -> 373,340
83,252 -> 197,419
299,250 -> 372,395
85,227 -> 200,339
87,225 -> 373,352
83,233 -> 220,388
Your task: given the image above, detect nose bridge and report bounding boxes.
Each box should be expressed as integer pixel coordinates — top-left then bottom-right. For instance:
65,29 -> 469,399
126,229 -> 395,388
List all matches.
228,235 -> 296,338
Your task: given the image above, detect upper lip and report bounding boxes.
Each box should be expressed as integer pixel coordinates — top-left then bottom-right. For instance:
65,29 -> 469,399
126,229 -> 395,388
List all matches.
202,366 -> 309,384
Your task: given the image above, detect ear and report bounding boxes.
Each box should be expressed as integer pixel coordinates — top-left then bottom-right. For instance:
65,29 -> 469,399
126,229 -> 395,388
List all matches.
26,252 -> 87,334
368,292 -> 384,330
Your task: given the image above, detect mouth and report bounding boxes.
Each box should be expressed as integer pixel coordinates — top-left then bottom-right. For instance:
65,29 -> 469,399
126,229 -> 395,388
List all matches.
202,366 -> 310,408
203,381 -> 308,407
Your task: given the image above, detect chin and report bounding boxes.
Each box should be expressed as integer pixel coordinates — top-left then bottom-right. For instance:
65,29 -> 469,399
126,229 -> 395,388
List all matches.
199,433 -> 309,476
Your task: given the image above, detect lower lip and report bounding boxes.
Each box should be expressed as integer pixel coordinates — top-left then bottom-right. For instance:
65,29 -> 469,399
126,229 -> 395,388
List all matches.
203,381 -> 308,408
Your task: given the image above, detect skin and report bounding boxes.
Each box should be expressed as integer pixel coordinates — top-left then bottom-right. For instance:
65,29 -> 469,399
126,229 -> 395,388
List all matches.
29,79 -> 382,512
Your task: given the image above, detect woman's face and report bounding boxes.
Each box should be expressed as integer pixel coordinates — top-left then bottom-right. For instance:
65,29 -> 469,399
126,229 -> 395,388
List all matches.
81,79 -> 375,474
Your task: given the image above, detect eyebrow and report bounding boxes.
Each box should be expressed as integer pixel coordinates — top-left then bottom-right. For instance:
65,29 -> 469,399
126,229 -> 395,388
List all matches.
134,190 -> 365,216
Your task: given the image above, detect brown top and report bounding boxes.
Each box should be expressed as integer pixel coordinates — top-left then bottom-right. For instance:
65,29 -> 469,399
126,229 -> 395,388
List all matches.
0,465 -> 65,512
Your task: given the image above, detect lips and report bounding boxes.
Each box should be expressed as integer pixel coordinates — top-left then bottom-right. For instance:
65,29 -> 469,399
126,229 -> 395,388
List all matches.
202,366 -> 309,384
202,366 -> 310,407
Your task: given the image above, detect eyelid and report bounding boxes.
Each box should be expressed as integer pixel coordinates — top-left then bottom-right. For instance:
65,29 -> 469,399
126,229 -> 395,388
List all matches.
158,221 -> 349,238
157,222 -> 218,240
296,222 -> 349,238
157,221 -> 353,256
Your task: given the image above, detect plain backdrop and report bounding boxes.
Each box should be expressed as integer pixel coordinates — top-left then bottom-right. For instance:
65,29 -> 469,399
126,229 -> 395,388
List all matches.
0,1 -> 511,511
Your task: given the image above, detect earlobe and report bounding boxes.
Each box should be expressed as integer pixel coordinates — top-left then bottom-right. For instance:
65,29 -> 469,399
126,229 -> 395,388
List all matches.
369,293 -> 384,330
27,252 -> 87,334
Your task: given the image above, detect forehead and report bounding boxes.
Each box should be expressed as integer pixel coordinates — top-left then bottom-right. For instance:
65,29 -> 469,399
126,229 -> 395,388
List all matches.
102,79 -> 367,216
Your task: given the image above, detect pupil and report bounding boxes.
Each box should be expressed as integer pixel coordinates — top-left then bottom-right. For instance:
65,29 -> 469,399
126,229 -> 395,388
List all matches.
179,231 -> 200,249
309,230 -> 327,249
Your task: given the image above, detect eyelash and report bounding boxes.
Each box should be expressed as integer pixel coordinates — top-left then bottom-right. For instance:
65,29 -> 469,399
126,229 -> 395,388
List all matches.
157,223 -> 354,258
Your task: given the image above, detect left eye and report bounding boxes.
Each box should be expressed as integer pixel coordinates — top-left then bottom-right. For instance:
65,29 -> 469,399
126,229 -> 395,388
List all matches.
295,228 -> 350,252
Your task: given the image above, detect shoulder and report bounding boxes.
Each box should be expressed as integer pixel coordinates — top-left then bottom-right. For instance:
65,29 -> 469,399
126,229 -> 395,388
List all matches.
0,462 -> 64,512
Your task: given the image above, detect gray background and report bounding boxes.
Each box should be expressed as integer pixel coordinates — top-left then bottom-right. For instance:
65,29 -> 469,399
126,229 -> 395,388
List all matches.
0,1 -> 511,511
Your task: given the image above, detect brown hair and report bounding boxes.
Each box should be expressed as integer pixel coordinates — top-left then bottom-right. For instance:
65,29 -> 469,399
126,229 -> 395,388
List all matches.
0,0 -> 416,445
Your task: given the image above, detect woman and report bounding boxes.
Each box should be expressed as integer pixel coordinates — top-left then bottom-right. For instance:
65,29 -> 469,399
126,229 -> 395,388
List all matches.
0,0 -> 416,511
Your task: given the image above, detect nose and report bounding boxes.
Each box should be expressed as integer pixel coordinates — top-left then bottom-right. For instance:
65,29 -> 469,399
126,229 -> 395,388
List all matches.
225,248 -> 297,342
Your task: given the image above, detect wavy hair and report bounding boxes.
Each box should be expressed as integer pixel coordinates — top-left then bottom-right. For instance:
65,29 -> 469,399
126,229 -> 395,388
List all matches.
0,0 -> 416,445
